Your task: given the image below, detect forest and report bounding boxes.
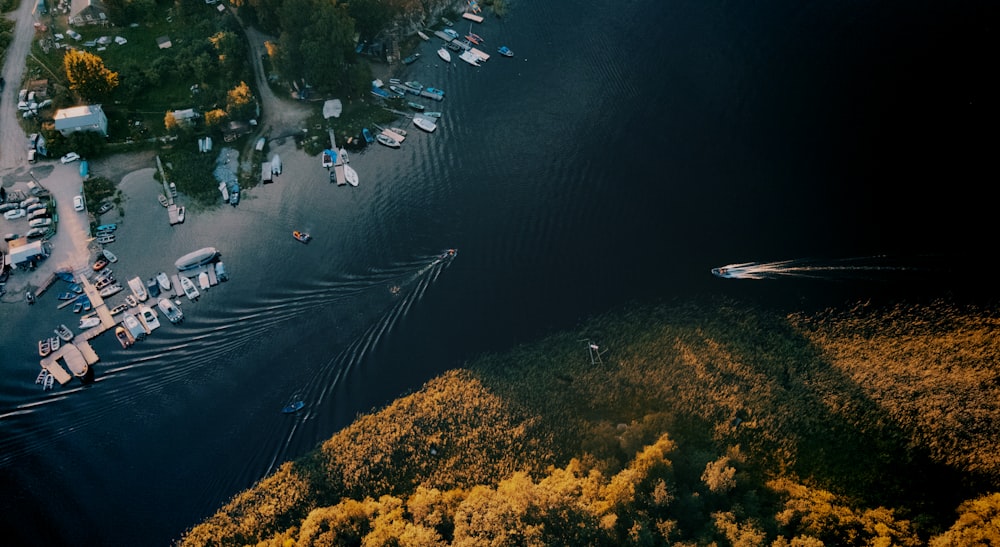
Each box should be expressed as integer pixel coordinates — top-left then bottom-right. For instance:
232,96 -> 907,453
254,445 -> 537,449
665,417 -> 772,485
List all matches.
178,297 -> 1000,546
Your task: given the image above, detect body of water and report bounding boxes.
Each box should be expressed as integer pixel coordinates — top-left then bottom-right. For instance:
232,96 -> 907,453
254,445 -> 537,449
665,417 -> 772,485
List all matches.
1,1 -> 995,544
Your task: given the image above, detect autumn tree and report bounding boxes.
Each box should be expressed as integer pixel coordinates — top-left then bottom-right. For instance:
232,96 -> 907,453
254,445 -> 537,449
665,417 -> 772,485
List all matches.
63,49 -> 119,102
930,493 -> 1000,547
225,81 -> 255,120
204,109 -> 227,128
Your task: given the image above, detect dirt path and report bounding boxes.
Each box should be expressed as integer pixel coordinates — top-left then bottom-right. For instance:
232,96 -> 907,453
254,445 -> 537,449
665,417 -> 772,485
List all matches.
0,1 -> 41,171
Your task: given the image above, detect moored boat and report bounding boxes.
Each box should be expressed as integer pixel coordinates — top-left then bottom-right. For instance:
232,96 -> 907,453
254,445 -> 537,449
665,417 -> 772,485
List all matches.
402,52 -> 421,65
423,111 -> 442,118
125,294 -> 138,308
362,128 -> 374,144
97,234 -> 115,244
128,276 -> 148,301
158,194 -> 169,207
146,277 -> 161,297
175,247 -> 219,271
55,324 -> 74,342
407,101 -> 426,112
115,326 -> 134,348
404,80 -> 423,91
99,284 -> 123,298
49,336 -> 60,352
417,30 -> 429,41
57,292 -> 77,301
38,338 -> 51,357
109,303 -> 129,315
122,312 -> 145,340
73,302 -> 83,313
79,315 -> 101,329
102,248 -> 118,263
413,116 -> 437,133
198,272 -> 210,291
180,275 -> 200,301
177,206 -> 185,223
156,272 -> 171,292
344,165 -> 359,187
157,297 -> 184,324
376,133 -> 400,148
388,127 -> 407,138
437,47 -> 452,62
138,305 -> 161,332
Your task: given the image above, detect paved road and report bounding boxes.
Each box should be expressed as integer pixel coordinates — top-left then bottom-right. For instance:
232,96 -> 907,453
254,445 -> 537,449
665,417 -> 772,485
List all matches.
0,0 -> 39,170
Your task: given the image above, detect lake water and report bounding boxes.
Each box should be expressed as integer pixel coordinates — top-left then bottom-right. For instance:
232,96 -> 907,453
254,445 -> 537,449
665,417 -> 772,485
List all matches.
1,1 -> 995,544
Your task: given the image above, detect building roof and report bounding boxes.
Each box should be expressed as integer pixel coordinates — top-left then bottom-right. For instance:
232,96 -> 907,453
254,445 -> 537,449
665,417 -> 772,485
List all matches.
53,104 -> 106,132
8,239 -> 46,265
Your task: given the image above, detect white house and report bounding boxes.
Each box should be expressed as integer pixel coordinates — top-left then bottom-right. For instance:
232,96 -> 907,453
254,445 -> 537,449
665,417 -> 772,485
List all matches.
69,0 -> 108,26
7,239 -> 47,268
53,104 -> 108,137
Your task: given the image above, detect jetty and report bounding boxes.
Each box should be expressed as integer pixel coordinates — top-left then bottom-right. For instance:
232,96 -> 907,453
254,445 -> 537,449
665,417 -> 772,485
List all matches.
156,155 -> 182,225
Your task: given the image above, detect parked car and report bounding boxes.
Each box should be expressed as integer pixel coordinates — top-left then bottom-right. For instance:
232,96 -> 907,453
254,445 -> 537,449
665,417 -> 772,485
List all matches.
97,202 -> 114,214
19,196 -> 40,208
27,133 -> 39,150
4,209 -> 26,220
3,233 -> 19,241
26,203 -> 46,213
73,195 -> 85,211
28,149 -> 37,163
28,218 -> 52,228
60,152 -> 80,164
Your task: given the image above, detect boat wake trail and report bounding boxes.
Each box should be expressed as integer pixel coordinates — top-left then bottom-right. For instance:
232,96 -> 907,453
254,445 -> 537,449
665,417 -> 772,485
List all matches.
263,249 -> 458,473
710,255 -> 946,281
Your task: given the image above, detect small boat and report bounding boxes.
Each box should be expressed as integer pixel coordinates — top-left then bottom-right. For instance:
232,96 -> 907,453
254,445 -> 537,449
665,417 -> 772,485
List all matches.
82,299 -> 92,312
68,283 -> 83,293
177,206 -> 185,223
413,116 -> 437,133
93,257 -> 109,271
57,292 -> 77,301
498,45 -> 514,57
344,165 -> 359,187
128,276 -> 148,301
125,294 -> 138,307
138,305 -> 161,331
443,28 -> 459,39
198,272 -> 210,290
404,80 -> 423,91
123,312 -> 145,340
423,111 -> 442,118
425,87 -> 445,96
79,315 -> 101,329
465,34 -> 481,45
469,32 -> 484,43
407,101 -> 425,112
339,147 -> 349,164
102,248 -> 118,263
442,17 -> 453,26
437,47 -> 451,62
402,52 -> 421,65
115,326 -> 133,348
157,297 -> 184,324
215,261 -> 229,282
282,401 -> 305,414
96,223 -> 117,231
49,336 -> 60,352
26,291 -> 35,305
156,272 -> 171,292
99,284 -> 123,298
157,194 -> 169,207
181,275 -> 200,301
389,78 -> 402,85
146,277 -> 161,297
271,154 -> 282,175
417,30 -> 429,41
97,234 -> 115,244
362,128 -> 374,144
36,369 -> 48,384
293,231 -> 312,243
388,127 -> 408,138
38,338 -> 51,357
376,133 -> 400,148
73,302 -> 83,313
109,303 -> 129,315
56,271 -> 76,282
459,50 -> 481,66
44,373 -> 54,390
169,182 -> 177,197
388,84 -> 407,96
55,324 -> 74,342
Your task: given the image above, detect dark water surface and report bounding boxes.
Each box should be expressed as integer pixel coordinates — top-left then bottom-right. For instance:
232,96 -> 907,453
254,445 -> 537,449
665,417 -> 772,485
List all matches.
2,1 -> 996,544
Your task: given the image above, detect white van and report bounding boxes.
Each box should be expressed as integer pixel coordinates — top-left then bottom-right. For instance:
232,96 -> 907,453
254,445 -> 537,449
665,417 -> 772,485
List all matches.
28,149 -> 37,163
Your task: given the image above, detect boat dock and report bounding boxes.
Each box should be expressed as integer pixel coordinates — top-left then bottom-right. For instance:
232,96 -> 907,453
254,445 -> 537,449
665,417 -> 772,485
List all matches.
156,155 -> 182,225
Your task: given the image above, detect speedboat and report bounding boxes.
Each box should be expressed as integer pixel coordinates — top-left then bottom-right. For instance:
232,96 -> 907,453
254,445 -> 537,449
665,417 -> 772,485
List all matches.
122,312 -> 145,339
109,303 -> 129,315
99,284 -> 123,298
115,326 -> 133,348
138,305 -> 161,332
180,275 -> 200,301
79,315 -> 101,329
293,231 -> 312,243
146,277 -> 161,297
437,47 -> 451,62
102,248 -> 118,263
376,134 -> 400,148
177,206 -> 185,223
282,401 -> 305,414
128,276 -> 148,301
156,272 -> 171,292
412,116 -> 437,133
498,45 -> 514,57
157,297 -> 184,324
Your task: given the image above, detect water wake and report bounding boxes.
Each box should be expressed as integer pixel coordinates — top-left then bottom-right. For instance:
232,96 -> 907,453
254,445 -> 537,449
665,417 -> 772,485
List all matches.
711,256 -> 943,281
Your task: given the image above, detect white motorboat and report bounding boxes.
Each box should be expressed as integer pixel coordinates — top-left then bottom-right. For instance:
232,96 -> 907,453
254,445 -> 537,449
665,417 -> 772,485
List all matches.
198,271 -> 210,290
339,147 -> 349,164
79,315 -> 101,329
156,272 -> 171,292
102,248 -> 118,263
376,133 -> 400,148
344,165 -> 359,187
177,206 -> 185,223
122,312 -> 146,339
271,154 -> 282,175
99,284 -> 123,298
437,47 -> 452,62
138,305 -> 161,332
127,276 -> 148,301
175,247 -> 219,271
413,116 -> 437,133
180,275 -> 200,301
157,297 -> 184,323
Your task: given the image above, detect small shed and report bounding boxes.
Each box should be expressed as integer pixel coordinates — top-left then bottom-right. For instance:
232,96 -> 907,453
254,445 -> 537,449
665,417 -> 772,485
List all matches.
156,35 -> 172,49
7,239 -> 47,267
261,162 -> 272,183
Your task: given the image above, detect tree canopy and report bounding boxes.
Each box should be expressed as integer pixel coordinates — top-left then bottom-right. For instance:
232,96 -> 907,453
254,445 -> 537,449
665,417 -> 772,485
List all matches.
63,49 -> 119,102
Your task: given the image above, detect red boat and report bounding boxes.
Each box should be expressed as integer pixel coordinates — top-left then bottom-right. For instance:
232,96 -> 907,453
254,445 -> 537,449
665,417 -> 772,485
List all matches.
293,231 -> 312,243
93,257 -> 109,271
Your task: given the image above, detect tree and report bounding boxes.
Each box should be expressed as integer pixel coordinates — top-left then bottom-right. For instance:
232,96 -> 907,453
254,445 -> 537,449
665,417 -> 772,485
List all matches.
930,493 -> 1000,547
164,111 -> 178,132
63,49 -> 119,102
226,81 -> 255,120
204,109 -> 227,128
